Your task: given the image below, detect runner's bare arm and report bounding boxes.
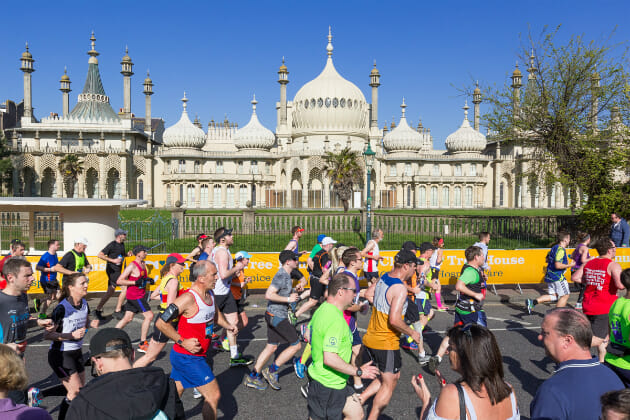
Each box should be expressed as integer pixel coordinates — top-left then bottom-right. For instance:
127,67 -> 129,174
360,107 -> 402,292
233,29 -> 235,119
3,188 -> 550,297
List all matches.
215,308 -> 237,334
215,249 -> 245,279
388,284 -> 421,342
53,263 -> 75,276
323,352 -> 379,379
265,284 -> 298,303
610,262 -> 625,290
360,241 -> 375,258
116,264 -> 137,286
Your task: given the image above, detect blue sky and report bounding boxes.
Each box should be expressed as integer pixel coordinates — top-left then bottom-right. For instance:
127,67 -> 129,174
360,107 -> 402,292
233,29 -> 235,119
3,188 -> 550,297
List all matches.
2,1 -> 629,148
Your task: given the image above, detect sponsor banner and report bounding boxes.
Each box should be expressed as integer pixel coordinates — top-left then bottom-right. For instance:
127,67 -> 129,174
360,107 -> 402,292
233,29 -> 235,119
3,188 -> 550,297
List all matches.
24,248 -> 630,293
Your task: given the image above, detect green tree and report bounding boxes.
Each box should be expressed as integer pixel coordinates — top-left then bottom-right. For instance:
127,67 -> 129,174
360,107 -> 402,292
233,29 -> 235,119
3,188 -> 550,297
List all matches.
324,147 -> 363,212
481,26 -> 630,233
58,154 -> 84,198
0,131 -> 13,195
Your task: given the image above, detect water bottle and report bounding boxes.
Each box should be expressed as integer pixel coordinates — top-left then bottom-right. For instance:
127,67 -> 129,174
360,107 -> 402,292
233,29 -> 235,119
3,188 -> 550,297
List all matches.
117,255 -> 123,266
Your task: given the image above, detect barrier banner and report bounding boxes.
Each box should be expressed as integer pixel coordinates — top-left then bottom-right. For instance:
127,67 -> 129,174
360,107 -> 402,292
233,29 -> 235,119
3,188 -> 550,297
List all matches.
24,248 -> 630,293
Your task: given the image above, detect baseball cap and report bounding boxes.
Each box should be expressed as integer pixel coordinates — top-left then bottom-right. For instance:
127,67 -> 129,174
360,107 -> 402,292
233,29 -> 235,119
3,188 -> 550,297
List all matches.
196,233 -> 208,241
165,253 -> 186,265
74,236 -> 89,246
321,237 -> 337,246
214,227 -> 234,242
132,245 -> 149,255
235,251 -> 252,260
317,234 -> 326,243
401,241 -> 418,252
90,328 -> 132,357
114,228 -> 127,237
395,249 -> 420,265
279,250 -> 298,264
419,242 -> 436,254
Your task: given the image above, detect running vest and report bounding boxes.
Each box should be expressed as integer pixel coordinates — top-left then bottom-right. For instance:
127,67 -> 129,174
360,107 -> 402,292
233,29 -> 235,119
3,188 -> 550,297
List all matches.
288,239 -> 299,257
605,297 -> 630,369
210,246 -> 233,295
173,289 -> 215,357
583,258 -> 619,315
126,261 -> 148,300
455,264 -> 484,313
158,274 -> 184,312
571,243 -> 590,271
362,273 -> 408,350
545,245 -> 567,283
50,298 -> 88,352
429,249 -> 442,269
70,250 -> 87,272
363,240 -> 380,273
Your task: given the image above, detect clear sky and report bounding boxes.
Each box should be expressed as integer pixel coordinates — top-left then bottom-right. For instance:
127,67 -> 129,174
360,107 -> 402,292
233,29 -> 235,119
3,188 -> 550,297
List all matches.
2,0 -> 629,148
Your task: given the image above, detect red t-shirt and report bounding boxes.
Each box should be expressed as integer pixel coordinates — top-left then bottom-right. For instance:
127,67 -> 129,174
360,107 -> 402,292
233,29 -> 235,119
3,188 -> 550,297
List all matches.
582,258 -> 619,315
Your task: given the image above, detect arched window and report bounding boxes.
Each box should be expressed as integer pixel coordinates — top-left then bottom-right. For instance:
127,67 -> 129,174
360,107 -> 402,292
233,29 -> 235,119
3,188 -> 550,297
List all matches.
187,185 -> 195,207
454,164 -> 462,176
499,182 -> 504,207
404,163 -> 412,176
406,185 -> 411,207
238,161 -> 244,174
465,186 -> 473,207
213,185 -> 221,208
226,185 -> 235,208
194,161 -> 201,174
239,185 -> 248,207
431,186 -> 438,207
454,186 -> 462,207
432,165 -> 440,177
442,187 -> 449,207
216,162 -> 224,174
251,161 -> 258,174
178,160 -> 185,173
469,164 -> 477,177
166,184 -> 172,206
200,185 -> 208,208
418,186 -> 426,208
179,184 -> 184,203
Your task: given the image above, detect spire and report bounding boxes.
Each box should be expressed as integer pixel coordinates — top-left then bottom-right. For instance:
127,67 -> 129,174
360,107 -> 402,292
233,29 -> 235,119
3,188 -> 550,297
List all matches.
463,101 -> 469,120
326,26 -> 333,57
401,98 -> 407,118
88,31 -> 99,63
251,94 -> 258,114
182,92 -> 188,113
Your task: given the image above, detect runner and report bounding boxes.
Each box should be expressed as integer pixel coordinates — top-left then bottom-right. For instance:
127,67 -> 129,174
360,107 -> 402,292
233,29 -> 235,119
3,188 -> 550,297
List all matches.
44,273 -> 99,419
472,232 -> 491,298
402,252 -> 434,365
429,237 -> 447,310
0,240 -> 26,290
95,229 -> 129,321
527,232 -> 575,314
360,249 -> 421,420
361,228 -> 384,286
604,267 -> 630,386
189,234 -> 209,282
428,245 -> 487,374
155,260 -> 238,420
197,237 -> 215,262
230,251 -> 252,338
306,273 -> 379,420
582,238 -> 624,362
53,237 -> 92,281
307,234 -> 326,272
295,237 -> 336,319
210,227 -> 252,367
245,250 -> 303,391
35,239 -> 61,319
133,253 -> 187,368
114,245 -> 154,353
570,232 -> 594,310
284,225 -> 308,257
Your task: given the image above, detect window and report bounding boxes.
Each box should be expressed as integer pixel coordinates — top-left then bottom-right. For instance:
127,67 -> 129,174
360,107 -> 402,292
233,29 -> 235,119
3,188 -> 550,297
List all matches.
178,160 -> 185,173
454,164 -> 462,176
213,185 -> 221,207
226,185 -> 235,208
418,186 -> 426,207
166,160 -> 171,173
465,186 -> 473,207
432,164 -> 440,177
179,184 -> 184,203
265,162 -> 271,175
187,185 -> 195,207
138,180 -> 144,200
216,161 -> 224,174
240,185 -> 248,207
166,185 -> 172,206
389,165 -> 397,177
194,161 -> 201,174
406,186 -> 411,207
499,183 -> 504,207
442,187 -> 449,207
200,185 -> 209,208
404,163 -> 412,176
431,186 -> 438,207
251,160 -> 258,174
454,186 -> 462,207
238,161 -> 244,174
469,164 -> 477,177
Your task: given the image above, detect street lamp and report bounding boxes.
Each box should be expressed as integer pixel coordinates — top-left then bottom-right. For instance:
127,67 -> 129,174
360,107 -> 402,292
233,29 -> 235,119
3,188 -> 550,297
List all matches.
363,141 -> 376,244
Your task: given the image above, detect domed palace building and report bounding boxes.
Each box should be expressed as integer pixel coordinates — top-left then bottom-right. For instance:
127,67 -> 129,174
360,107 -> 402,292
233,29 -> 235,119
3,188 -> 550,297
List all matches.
5,31 -> 581,209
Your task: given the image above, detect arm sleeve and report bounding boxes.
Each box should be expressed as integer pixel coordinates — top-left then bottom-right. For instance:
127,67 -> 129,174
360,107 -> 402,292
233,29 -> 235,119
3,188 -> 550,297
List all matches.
459,268 -> 478,285
309,247 -> 318,259
36,255 -> 47,270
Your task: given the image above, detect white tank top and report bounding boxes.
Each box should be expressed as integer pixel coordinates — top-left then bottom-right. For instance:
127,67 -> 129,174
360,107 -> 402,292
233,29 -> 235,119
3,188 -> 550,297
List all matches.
363,240 -> 380,273
187,289 -> 216,324
210,246 -> 233,295
430,249 -> 442,269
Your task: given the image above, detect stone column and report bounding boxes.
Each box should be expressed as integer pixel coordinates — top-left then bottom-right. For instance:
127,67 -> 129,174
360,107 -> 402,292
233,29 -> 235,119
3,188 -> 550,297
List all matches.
145,157 -> 153,206
120,155 -> 128,199
99,156 -> 107,199
221,184 -> 227,208
323,179 -> 330,208
55,158 -> 64,198
78,171 -> 86,198
33,155 -> 41,196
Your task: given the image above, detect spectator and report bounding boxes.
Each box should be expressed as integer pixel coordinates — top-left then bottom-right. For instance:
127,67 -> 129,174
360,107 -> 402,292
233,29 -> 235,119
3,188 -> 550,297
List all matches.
610,212 -> 630,248
0,344 -> 51,419
530,308 -> 623,420
600,389 -> 630,420
66,328 -> 184,419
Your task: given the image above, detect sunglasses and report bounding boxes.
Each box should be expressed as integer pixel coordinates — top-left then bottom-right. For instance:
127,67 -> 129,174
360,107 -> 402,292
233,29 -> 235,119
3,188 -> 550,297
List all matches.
340,287 -> 357,294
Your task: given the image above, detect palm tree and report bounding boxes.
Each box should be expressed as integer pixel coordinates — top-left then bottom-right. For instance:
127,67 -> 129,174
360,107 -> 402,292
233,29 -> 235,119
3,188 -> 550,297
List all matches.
58,154 -> 84,198
324,147 -> 363,212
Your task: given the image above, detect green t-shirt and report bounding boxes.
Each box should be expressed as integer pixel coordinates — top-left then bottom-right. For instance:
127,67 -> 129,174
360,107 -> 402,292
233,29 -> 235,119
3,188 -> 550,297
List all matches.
308,302 -> 353,389
605,296 -> 630,370
309,244 -> 322,259
455,266 -> 481,315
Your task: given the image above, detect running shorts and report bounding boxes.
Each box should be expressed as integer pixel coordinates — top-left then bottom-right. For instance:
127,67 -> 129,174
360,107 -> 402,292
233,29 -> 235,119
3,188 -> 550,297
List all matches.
48,348 -> 85,378
41,280 -> 60,295
214,293 -> 238,315
310,276 -> 326,300
360,345 -> 401,374
124,295 -> 151,313
307,379 -> 355,420
264,312 -> 299,345
169,350 -> 215,389
547,280 -> 570,297
454,310 -> 487,327
587,314 -> 609,339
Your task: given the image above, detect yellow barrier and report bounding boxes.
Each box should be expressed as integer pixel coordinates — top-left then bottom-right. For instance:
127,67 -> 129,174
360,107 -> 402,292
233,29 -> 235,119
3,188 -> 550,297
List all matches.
24,248 -> 630,293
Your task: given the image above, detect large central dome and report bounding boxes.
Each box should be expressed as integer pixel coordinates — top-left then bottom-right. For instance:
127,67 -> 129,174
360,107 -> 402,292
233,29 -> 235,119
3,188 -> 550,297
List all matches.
292,29 -> 368,138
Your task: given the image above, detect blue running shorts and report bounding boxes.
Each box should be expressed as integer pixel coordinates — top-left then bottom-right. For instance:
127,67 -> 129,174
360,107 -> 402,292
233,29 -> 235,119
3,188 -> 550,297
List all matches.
169,350 -> 215,389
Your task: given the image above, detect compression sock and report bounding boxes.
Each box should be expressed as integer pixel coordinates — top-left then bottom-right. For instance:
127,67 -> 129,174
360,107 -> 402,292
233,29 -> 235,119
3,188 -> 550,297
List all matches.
435,292 -> 444,308
230,345 -> 239,358
269,363 -> 279,373
300,344 -> 312,364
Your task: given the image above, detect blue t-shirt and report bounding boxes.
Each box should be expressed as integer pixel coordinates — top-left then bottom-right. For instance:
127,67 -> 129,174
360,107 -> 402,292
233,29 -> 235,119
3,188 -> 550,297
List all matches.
37,252 -> 59,284
198,252 -> 209,262
530,357 -> 623,420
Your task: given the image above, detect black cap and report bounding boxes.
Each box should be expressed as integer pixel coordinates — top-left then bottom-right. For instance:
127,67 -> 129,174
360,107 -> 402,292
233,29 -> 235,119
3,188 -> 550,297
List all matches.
401,241 -> 418,252
89,328 -> 132,357
132,245 -> 149,255
279,250 -> 298,264
419,242 -> 436,254
395,249 -> 419,265
214,227 -> 234,243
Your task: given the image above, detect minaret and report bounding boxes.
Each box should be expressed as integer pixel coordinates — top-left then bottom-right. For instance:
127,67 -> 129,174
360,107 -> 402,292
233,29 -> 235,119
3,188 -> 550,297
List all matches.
143,71 -> 153,137
20,42 -> 35,122
278,57 -> 289,129
59,68 -> 71,117
369,61 -> 381,130
510,62 -> 522,119
472,81 -> 482,131
527,49 -> 537,81
120,47 -> 134,119
591,72 -> 600,132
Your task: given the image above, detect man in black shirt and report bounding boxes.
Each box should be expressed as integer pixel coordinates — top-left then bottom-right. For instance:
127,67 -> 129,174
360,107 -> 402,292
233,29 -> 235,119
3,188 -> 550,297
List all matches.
295,237 -> 336,319
95,230 -> 129,320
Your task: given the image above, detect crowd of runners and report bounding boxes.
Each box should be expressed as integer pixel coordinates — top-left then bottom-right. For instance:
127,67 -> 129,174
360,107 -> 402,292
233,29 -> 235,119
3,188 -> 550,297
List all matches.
0,217 -> 629,419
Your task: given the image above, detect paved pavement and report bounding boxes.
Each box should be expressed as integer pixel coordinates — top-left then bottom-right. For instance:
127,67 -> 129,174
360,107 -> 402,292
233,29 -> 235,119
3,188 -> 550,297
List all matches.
23,285 -> 577,419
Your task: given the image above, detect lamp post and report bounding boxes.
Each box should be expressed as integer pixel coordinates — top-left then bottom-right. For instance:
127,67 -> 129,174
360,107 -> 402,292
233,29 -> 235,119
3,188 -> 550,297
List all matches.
363,141 -> 376,244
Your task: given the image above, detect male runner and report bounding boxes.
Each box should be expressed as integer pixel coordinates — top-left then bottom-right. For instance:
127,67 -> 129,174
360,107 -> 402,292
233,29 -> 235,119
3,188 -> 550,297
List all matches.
0,240 -> 26,289
197,237 -> 215,262
35,239 -> 60,318
210,227 -> 252,366
361,228 -> 384,285
188,233 -> 208,281
402,251 -> 433,364
245,250 -> 303,391
156,260 -> 238,420
95,229 -> 129,320
307,234 -> 326,271
360,250 -> 421,420
54,237 -> 92,282
285,225 -> 308,257
295,237 -> 336,319
115,245 -> 154,353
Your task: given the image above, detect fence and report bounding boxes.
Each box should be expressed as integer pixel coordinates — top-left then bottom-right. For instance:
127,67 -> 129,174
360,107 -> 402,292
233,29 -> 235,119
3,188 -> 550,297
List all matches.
0,212 -> 64,250
117,211 -> 580,253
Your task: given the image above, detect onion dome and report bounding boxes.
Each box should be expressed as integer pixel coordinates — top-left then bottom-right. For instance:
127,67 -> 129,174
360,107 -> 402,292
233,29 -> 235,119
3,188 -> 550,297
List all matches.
22,42 -> 33,60
292,27 -> 368,137
234,96 -> 275,150
383,99 -> 423,152
445,102 -> 487,153
512,64 -> 522,77
163,93 -> 206,148
121,47 -> 132,63
370,62 -> 380,76
60,69 -> 70,82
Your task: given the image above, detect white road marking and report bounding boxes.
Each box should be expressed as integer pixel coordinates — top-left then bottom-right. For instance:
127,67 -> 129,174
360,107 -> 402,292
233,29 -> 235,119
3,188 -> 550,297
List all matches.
487,316 -> 531,325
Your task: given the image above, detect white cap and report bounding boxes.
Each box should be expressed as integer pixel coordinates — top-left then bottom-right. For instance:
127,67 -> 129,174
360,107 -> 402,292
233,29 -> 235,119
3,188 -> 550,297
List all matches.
321,237 -> 337,246
74,236 -> 89,246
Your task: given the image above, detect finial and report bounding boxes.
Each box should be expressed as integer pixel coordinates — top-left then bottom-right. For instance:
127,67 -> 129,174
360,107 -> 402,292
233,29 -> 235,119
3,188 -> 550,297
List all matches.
476,80 -> 479,88
252,94 -> 258,113
64,66 -> 67,74
88,31 -> 99,58
401,98 -> 407,118
326,26 -> 333,57
25,41 -> 29,51
515,61 -> 519,69
373,60 -> 376,67
182,92 -> 188,112
282,56 -> 285,64
125,46 -> 129,54
463,101 -> 469,119
147,70 -> 150,77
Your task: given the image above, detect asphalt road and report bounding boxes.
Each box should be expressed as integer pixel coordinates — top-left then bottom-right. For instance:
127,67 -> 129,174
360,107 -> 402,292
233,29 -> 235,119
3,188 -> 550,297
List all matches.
23,287 -> 569,419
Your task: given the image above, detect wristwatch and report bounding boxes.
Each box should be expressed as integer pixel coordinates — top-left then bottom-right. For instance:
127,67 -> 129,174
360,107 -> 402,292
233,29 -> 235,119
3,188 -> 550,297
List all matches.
356,368 -> 363,377
176,339 -> 183,346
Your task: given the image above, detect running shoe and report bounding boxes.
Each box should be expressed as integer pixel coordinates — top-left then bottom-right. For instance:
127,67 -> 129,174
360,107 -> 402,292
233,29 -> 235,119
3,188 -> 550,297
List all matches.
293,357 -> 306,379
436,306 -> 449,312
428,356 -> 441,374
245,373 -> 268,390
262,367 -> 281,390
27,387 -> 42,407
418,354 -> 431,365
575,302 -> 583,310
212,341 -> 228,352
192,387 -> 203,399
288,310 -> 297,326
230,354 -> 254,367
33,298 -> 41,312
94,309 -> 105,321
37,312 -> 48,320
137,340 -> 149,353
300,383 -> 309,399
221,338 -> 230,352
401,341 -> 418,351
526,298 -> 534,315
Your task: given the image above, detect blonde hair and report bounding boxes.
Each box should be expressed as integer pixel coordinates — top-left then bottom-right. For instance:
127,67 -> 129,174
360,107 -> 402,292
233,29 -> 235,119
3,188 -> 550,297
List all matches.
332,246 -> 349,273
0,344 -> 28,391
